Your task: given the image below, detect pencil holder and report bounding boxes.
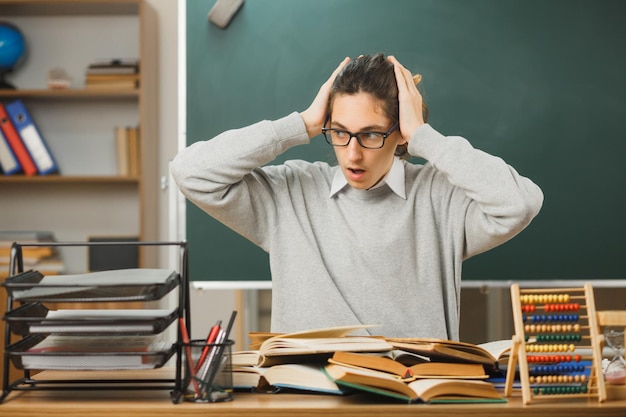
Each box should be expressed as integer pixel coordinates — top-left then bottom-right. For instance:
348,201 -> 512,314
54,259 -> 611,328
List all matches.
182,339 -> 234,402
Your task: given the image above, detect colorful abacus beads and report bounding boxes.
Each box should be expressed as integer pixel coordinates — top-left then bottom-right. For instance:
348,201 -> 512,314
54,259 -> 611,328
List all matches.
520,293 -> 570,304
530,364 -> 586,375
535,334 -> 582,343
527,354 -> 582,363
545,303 -> 579,312
523,314 -> 579,323
524,323 -> 581,334
526,343 -> 577,353
532,384 -> 588,395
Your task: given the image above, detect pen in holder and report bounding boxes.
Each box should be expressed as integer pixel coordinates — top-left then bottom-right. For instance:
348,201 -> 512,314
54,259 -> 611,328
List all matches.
182,338 -> 234,402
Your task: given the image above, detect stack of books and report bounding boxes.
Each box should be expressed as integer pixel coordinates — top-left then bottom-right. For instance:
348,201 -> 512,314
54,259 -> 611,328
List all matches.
0,230 -> 64,279
84,59 -> 139,91
115,125 -> 140,177
230,325 -> 512,404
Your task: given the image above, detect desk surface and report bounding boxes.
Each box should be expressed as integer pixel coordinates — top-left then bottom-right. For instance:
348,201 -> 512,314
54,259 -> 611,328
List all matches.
0,370 -> 624,417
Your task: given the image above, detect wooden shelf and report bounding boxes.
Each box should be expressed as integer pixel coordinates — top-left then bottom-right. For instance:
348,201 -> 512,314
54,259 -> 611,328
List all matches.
0,89 -> 139,100
0,175 -> 139,184
0,0 -> 140,16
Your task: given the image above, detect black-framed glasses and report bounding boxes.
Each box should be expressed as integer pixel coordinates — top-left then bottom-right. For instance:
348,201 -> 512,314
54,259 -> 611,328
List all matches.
322,120 -> 399,149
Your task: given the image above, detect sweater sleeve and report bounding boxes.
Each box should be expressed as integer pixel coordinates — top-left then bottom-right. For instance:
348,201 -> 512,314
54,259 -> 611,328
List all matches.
170,112 -> 310,249
408,124 -> 544,258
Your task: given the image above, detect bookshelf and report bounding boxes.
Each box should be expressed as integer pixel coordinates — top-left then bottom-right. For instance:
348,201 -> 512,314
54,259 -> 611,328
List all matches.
0,0 -> 159,271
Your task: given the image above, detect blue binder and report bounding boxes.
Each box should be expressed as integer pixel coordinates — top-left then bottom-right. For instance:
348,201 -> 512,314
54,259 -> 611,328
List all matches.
4,99 -> 59,175
0,126 -> 22,175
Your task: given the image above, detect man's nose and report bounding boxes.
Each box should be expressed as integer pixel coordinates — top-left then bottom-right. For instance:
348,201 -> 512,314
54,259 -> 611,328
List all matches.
346,136 -> 363,160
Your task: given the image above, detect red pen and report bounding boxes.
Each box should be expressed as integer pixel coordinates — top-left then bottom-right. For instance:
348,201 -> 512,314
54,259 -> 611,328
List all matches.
195,320 -> 222,372
179,317 -> 200,395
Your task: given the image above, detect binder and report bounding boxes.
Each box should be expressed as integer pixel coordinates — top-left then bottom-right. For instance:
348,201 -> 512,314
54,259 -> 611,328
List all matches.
0,125 -> 21,175
0,102 -> 37,176
4,100 -> 59,175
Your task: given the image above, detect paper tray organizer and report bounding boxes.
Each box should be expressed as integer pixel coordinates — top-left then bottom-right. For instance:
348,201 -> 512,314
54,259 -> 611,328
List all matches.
2,269 -> 179,303
4,302 -> 178,336
0,240 -> 190,404
6,334 -> 177,371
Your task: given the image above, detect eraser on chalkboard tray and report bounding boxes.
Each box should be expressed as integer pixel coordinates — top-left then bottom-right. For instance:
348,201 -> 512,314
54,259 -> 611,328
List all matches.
208,0 -> 244,29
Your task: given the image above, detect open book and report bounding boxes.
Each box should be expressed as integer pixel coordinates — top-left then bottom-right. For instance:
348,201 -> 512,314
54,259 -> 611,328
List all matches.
236,324 -> 394,367
232,363 -> 345,395
324,364 -> 505,404
328,351 -> 488,381
386,337 -> 513,369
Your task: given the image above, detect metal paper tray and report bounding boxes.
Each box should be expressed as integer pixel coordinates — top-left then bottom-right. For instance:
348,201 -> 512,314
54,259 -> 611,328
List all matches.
4,302 -> 178,336
7,334 -> 176,371
2,269 -> 180,302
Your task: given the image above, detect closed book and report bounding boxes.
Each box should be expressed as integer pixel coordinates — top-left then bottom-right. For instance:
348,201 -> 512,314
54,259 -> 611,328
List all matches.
0,125 -> 21,174
4,100 -> 59,175
115,126 -> 129,176
85,73 -> 139,82
84,79 -> 138,90
87,59 -> 139,75
127,126 -> 140,176
0,102 -> 37,175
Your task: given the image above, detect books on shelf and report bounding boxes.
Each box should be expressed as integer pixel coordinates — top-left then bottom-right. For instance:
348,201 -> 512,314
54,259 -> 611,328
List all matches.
0,123 -> 21,175
85,58 -> 139,90
115,126 -> 140,177
0,230 -> 64,279
85,77 -> 138,90
324,364 -> 505,404
3,99 -> 59,175
87,58 -> 140,74
0,102 -> 38,176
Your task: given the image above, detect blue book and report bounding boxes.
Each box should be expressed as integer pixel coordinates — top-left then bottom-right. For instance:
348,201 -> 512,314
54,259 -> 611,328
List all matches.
4,99 -> 59,175
0,125 -> 22,175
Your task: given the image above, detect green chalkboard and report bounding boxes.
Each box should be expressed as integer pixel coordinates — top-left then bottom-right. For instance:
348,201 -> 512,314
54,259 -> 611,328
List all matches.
185,0 -> 626,281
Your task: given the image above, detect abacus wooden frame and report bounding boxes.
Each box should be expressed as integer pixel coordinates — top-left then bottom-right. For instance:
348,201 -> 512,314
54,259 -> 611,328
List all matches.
505,283 -> 606,404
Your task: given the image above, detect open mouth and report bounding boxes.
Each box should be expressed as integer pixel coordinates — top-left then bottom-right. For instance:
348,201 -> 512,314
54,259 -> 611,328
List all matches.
346,168 -> 367,182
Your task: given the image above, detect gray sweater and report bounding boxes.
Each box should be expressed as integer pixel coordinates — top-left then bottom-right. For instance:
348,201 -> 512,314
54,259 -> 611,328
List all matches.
171,112 -> 543,339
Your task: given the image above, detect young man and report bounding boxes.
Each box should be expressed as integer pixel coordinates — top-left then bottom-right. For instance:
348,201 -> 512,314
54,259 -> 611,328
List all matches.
171,54 -> 543,340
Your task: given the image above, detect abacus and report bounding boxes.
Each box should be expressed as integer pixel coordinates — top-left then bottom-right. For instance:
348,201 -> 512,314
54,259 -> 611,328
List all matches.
504,283 -> 606,404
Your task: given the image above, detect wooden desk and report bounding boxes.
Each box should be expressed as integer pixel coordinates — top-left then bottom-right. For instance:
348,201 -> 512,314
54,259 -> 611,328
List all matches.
0,370 -> 624,417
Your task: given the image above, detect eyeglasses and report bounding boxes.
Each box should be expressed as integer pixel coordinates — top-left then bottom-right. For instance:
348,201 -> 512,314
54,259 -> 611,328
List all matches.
321,120 -> 399,149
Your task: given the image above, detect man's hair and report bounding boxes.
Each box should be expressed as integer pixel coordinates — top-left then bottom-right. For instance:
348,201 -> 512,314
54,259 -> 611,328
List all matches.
330,53 -> 400,123
328,53 -> 428,157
